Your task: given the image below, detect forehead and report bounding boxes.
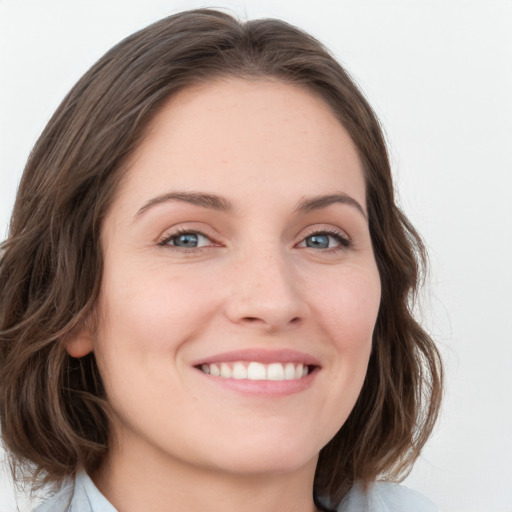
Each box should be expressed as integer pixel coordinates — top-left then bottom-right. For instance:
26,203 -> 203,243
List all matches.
116,78 -> 366,214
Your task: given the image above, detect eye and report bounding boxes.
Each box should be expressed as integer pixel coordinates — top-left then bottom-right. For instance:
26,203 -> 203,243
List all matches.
160,231 -> 212,249
297,231 -> 350,250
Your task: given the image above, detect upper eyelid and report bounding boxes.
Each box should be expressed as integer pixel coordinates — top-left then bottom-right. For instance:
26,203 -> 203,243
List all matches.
158,224 -> 219,243
163,229 -> 211,241
298,224 -> 351,241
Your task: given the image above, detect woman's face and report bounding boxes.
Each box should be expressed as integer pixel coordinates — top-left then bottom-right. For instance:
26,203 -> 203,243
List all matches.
71,78 -> 381,478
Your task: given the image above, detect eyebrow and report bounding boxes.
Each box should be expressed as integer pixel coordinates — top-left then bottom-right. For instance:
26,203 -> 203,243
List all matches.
135,192 -> 233,218
295,193 -> 367,220
135,190 -> 366,220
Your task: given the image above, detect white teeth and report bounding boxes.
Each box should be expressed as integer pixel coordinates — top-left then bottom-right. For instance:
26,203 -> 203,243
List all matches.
210,363 -> 220,377
284,362 -> 296,380
199,361 -> 312,381
267,363 -> 284,381
247,362 -> 266,380
232,362 -> 247,379
220,363 -> 232,378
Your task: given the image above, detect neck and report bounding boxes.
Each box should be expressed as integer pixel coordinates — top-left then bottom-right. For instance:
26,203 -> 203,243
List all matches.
93,437 -> 320,512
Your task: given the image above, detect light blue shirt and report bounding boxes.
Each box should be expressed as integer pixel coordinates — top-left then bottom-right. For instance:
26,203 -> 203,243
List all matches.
35,470 -> 438,512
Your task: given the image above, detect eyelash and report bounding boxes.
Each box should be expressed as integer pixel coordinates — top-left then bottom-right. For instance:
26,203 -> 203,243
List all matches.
158,227 -> 216,253
299,227 -> 351,252
158,226 -> 351,253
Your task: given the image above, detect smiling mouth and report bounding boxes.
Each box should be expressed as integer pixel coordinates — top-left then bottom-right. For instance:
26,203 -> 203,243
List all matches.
196,361 -> 316,381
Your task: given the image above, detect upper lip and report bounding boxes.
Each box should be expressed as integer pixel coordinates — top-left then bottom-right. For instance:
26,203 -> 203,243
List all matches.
191,348 -> 321,367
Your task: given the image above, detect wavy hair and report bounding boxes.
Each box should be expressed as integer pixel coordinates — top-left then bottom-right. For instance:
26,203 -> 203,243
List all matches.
0,8 -> 442,506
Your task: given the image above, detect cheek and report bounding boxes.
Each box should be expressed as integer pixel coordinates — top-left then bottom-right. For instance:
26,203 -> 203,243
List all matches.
303,268 -> 380,441
94,259 -> 222,358
311,266 -> 381,350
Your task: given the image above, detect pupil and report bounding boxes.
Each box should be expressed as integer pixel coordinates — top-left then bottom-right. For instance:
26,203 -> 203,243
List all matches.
175,233 -> 198,247
306,234 -> 329,249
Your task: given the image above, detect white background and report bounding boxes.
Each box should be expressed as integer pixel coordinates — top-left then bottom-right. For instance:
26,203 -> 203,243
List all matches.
1,1 -> 511,511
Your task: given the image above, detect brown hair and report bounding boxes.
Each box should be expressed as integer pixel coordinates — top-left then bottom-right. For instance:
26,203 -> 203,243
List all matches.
0,8 -> 442,506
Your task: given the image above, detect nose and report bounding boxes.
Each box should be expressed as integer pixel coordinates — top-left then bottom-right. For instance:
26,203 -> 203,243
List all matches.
224,246 -> 309,332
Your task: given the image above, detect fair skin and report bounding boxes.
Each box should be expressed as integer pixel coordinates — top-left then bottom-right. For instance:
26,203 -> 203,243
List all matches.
68,78 -> 381,512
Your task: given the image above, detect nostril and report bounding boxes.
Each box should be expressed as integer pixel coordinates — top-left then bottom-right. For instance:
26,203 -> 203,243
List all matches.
242,316 -> 302,326
240,316 -> 303,327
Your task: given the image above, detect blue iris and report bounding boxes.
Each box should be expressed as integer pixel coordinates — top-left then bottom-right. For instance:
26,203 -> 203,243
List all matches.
173,233 -> 199,247
305,234 -> 330,249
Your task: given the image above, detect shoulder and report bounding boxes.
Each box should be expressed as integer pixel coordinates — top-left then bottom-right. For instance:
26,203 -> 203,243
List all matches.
337,481 -> 438,512
33,470 -> 117,512
33,481 -> 74,512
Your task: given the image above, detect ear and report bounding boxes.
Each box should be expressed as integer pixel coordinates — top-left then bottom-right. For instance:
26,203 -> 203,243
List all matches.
65,323 -> 94,358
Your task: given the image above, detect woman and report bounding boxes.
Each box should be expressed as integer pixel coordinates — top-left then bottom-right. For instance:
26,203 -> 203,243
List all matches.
0,9 -> 442,512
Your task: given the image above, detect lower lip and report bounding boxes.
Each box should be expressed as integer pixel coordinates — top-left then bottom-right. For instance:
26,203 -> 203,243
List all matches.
195,368 -> 318,396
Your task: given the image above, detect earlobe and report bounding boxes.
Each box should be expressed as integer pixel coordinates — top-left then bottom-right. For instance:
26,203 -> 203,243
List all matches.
65,325 -> 94,358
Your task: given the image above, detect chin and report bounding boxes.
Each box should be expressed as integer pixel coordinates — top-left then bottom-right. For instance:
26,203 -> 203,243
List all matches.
202,429 -> 322,476
214,450 -> 318,476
